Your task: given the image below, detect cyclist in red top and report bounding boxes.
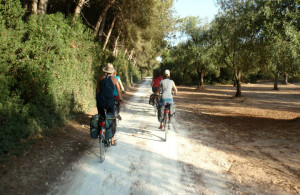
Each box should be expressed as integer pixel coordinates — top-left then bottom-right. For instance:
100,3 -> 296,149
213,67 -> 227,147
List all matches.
150,69 -> 163,93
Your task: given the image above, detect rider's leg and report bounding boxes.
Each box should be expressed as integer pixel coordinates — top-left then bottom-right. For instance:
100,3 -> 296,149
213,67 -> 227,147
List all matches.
114,96 -> 121,120
108,105 -> 117,146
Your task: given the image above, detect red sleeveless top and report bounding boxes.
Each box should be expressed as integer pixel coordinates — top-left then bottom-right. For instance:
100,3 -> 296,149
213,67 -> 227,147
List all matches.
152,76 -> 163,87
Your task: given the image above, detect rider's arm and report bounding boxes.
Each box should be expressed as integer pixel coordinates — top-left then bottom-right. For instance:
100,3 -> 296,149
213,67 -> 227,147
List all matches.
173,81 -> 178,94
155,82 -> 161,95
150,77 -> 154,87
112,77 -> 122,100
96,76 -> 105,93
118,78 -> 125,92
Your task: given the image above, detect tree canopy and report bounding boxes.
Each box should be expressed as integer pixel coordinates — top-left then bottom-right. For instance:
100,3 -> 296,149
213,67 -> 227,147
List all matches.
162,0 -> 299,96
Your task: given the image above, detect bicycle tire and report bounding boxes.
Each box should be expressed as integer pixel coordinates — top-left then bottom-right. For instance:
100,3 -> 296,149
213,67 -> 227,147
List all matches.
163,115 -> 168,142
99,127 -> 106,163
154,98 -> 157,115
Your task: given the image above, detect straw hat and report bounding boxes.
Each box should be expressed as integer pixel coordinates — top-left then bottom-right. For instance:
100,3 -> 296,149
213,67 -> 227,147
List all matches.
103,63 -> 115,73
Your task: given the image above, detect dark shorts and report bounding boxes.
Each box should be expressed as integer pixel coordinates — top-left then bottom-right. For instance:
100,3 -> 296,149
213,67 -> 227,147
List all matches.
152,87 -> 158,93
97,105 -> 115,120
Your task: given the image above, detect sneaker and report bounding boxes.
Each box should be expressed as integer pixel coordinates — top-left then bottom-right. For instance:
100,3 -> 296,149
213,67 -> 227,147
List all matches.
159,124 -> 163,129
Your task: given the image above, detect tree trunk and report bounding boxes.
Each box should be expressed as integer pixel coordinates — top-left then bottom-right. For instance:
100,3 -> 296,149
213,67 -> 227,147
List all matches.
94,0 -> 116,36
113,31 -> 121,56
32,0 -> 38,14
182,68 -> 187,85
22,0 -> 28,9
22,0 -> 31,20
98,12 -> 107,43
282,73 -> 289,84
128,49 -> 134,61
66,0 -> 71,15
234,70 -> 242,97
273,71 -> 280,90
72,0 -> 86,24
133,57 -> 137,66
197,67 -> 204,90
102,16 -> 117,51
140,69 -> 143,80
38,0 -> 48,15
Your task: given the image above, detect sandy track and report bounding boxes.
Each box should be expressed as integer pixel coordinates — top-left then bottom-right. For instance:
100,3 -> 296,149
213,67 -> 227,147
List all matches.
50,78 -> 231,195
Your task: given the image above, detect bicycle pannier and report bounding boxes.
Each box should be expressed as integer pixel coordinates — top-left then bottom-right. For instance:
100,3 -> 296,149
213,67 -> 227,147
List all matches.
90,114 -> 99,139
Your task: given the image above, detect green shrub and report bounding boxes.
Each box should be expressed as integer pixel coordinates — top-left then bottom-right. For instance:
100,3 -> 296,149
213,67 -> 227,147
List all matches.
0,0 -> 24,29
0,5 -> 140,155
0,12 -> 98,154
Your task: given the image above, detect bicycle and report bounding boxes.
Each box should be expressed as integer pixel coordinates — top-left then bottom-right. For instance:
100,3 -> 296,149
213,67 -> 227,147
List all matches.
161,99 -> 176,142
98,109 -> 116,163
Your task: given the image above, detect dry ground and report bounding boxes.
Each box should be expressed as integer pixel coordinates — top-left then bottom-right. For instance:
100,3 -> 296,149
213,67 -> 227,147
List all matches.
0,83 -> 140,195
174,82 -> 300,194
0,81 -> 299,194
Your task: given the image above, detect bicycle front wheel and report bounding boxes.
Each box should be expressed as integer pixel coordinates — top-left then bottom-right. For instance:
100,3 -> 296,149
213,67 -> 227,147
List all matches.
154,98 -> 157,115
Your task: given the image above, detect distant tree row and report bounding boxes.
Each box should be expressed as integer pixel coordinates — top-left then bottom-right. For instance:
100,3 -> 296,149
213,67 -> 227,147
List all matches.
162,0 -> 299,97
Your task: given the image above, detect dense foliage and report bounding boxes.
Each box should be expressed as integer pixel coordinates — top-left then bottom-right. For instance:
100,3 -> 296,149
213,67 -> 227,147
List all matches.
0,13 -> 95,153
0,0 -> 173,154
1,0 -> 298,154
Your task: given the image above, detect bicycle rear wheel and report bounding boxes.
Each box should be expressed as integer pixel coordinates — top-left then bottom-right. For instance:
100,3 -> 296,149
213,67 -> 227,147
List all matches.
99,128 -> 106,162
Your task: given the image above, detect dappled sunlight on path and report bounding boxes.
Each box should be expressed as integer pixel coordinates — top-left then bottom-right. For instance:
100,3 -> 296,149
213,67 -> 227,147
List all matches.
51,78 -> 232,195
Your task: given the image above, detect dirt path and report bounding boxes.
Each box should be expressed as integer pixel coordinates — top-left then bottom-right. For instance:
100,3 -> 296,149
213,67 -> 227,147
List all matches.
1,79 -> 299,194
49,78 -> 233,194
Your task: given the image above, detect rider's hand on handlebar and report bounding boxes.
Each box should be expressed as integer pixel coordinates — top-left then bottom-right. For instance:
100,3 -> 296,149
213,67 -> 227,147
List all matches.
122,90 -> 126,94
